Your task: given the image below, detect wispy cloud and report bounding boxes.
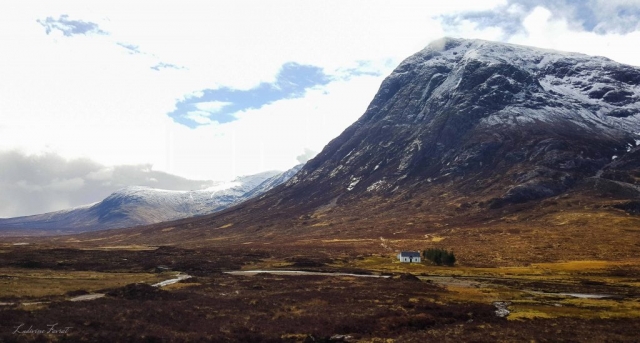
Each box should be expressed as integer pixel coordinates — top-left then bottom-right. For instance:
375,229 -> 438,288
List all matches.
117,42 -> 141,54
37,14 -> 107,37
151,62 -> 184,71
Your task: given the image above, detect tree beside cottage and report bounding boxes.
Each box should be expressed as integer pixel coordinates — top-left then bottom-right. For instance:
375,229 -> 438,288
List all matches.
423,248 -> 456,266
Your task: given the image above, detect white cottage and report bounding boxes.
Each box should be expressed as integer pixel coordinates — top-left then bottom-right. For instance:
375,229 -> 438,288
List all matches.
397,251 -> 421,263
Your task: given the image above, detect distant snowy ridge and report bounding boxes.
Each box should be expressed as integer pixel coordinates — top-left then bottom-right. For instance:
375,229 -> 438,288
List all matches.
0,165 -> 303,234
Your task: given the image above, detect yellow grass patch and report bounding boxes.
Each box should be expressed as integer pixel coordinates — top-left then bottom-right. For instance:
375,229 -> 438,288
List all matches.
561,298 -> 640,318
444,285 -> 499,303
531,260 -> 613,271
321,239 -> 374,243
162,282 -> 201,291
508,306 -> 555,320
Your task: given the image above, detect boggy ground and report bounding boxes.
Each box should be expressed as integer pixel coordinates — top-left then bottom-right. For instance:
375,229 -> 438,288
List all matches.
0,244 -> 639,342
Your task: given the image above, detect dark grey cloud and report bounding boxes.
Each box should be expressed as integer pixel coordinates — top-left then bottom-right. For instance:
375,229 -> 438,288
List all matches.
37,15 -> 107,37
0,150 -> 216,218
441,0 -> 640,36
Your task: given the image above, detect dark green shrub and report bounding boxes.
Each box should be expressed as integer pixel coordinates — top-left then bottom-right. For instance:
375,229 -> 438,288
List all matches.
423,248 -> 456,266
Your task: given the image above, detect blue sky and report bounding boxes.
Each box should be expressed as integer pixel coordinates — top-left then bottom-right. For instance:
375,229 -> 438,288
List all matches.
169,63 -> 332,128
1,0 -> 639,216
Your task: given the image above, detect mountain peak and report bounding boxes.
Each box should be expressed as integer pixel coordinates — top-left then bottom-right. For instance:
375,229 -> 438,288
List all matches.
282,39 -> 640,211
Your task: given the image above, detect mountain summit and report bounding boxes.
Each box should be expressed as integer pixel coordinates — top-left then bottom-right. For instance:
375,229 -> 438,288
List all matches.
50,39 -> 640,262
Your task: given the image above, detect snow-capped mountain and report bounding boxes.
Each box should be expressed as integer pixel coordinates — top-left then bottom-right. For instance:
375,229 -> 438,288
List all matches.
283,37 -> 640,207
83,37 -> 640,248
0,166 -> 302,234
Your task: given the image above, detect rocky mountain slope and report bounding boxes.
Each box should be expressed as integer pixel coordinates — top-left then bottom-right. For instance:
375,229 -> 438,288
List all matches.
0,165 -> 303,235
42,38 -> 640,263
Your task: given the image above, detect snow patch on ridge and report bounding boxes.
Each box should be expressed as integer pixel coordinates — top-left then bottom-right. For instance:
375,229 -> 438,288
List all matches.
367,180 -> 387,192
347,176 -> 361,191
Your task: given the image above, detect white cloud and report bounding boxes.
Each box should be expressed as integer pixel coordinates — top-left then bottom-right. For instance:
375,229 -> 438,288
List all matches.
194,101 -> 232,113
439,18 -> 505,41
296,148 -> 318,164
185,111 -> 216,125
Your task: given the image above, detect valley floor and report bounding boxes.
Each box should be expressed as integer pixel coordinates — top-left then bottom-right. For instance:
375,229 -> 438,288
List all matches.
0,244 -> 639,342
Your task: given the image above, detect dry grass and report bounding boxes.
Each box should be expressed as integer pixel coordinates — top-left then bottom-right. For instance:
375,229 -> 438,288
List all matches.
0,243 -> 639,341
2,189 -> 640,340
0,268 -> 167,299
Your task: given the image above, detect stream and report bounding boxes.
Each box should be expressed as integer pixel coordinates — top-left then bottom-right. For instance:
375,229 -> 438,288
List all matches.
2,270 -> 616,308
151,273 -> 192,287
225,270 -> 391,278
528,291 -> 614,299
0,273 -> 194,305
227,270 -> 615,299
66,273 -> 192,302
67,273 -> 193,302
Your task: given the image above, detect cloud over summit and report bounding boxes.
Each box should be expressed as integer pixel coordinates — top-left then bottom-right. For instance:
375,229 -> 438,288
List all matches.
442,0 -> 640,37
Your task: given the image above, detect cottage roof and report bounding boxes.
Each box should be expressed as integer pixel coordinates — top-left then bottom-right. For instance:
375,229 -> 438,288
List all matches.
399,251 -> 420,258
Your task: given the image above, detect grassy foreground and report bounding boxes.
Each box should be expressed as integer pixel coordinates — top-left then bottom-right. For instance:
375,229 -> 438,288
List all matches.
0,244 -> 638,342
